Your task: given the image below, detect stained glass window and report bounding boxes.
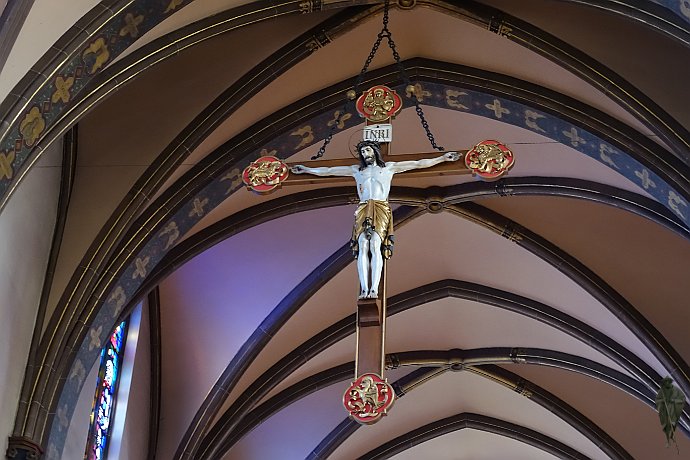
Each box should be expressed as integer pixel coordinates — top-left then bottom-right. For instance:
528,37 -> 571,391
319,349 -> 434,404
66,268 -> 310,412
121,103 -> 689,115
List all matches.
85,321 -> 127,460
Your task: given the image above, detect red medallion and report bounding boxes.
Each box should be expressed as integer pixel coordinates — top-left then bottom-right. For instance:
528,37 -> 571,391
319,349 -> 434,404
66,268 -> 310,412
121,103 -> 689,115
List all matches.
465,140 -> 515,180
242,156 -> 289,193
356,85 -> 403,123
343,373 -> 395,424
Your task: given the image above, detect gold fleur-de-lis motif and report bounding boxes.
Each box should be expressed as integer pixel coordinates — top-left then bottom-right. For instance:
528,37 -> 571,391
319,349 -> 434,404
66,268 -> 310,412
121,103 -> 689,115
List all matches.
445,90 -> 468,110
88,325 -> 103,351
563,127 -> 585,147
165,0 -> 184,13
0,150 -> 15,179
69,359 -> 86,386
189,197 -> 209,218
52,75 -> 74,104
82,37 -> 110,74
524,110 -> 546,133
132,256 -> 150,279
599,144 -> 619,169
406,83 -> 431,102
485,99 -> 509,119
291,125 -> 314,150
109,286 -> 126,318
120,12 -> 145,38
221,168 -> 243,194
19,107 -> 46,147
668,190 -> 687,219
327,111 -> 352,130
57,404 -> 69,431
159,221 -> 180,249
634,168 -> 656,190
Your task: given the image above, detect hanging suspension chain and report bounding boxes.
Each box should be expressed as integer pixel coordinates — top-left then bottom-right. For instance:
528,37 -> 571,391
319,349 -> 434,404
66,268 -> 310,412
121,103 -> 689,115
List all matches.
312,0 -> 443,160
383,5 -> 444,151
312,3 -> 389,160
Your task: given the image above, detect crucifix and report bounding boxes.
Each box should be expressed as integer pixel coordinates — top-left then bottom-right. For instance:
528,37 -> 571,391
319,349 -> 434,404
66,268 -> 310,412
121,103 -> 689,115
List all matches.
242,84 -> 515,424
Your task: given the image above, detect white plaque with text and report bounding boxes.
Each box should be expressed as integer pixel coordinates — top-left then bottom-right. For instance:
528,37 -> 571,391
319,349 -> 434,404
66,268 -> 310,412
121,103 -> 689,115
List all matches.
363,124 -> 393,143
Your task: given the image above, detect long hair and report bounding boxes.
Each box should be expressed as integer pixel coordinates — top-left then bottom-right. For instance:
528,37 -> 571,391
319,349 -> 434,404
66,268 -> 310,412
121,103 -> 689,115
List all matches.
356,140 -> 385,170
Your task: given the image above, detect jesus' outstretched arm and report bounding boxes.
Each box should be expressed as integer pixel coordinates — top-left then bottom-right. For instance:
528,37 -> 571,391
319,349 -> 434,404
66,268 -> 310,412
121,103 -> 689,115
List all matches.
386,151 -> 460,174
291,164 -> 356,177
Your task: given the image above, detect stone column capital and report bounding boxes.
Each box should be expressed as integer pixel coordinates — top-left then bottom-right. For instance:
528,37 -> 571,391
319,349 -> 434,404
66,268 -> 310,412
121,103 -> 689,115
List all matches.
6,436 -> 42,460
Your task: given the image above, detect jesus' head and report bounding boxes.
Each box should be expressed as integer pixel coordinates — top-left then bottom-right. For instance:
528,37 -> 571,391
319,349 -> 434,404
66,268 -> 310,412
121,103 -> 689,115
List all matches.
356,140 -> 385,170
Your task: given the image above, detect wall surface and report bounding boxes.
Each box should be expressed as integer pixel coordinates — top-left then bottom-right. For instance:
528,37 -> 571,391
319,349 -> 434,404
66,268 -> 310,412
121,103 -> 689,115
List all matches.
0,137 -> 61,453
0,0 -> 99,100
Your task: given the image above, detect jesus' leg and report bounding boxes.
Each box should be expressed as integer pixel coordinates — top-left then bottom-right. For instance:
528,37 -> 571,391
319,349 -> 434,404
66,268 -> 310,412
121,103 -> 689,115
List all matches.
368,233 -> 383,299
357,232 -> 371,299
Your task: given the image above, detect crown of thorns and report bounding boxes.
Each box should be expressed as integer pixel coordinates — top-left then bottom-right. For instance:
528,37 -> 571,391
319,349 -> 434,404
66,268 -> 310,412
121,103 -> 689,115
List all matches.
355,140 -> 381,154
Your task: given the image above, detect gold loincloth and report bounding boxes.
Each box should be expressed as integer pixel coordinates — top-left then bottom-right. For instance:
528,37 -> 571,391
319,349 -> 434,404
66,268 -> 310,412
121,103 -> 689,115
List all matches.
350,200 -> 394,259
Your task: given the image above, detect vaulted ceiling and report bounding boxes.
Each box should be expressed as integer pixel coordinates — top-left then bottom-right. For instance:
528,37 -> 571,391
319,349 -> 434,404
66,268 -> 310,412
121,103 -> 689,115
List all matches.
4,0 -> 690,459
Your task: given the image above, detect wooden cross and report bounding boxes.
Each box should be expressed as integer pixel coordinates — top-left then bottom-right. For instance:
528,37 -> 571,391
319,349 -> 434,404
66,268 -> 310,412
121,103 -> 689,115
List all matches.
242,85 -> 514,424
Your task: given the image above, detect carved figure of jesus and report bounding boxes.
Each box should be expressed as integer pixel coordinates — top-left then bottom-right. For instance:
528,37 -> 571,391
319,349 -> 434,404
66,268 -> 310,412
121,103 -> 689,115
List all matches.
291,141 -> 460,299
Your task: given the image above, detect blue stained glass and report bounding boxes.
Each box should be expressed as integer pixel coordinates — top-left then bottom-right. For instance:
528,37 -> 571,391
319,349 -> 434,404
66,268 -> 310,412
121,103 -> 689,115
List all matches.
85,321 -> 127,460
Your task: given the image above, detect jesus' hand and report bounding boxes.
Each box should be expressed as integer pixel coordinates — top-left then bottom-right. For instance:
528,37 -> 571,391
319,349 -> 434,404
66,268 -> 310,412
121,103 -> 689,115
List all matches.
290,165 -> 306,174
445,151 -> 461,162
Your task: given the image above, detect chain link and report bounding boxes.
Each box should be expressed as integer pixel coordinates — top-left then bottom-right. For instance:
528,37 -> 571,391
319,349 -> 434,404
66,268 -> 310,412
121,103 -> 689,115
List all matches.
312,0 -> 443,160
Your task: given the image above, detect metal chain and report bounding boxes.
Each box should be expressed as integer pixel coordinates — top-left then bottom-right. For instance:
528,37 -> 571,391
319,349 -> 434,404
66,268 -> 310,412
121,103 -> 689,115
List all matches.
382,0 -> 443,151
312,0 -> 443,160
311,2 -> 389,160
311,105 -> 348,159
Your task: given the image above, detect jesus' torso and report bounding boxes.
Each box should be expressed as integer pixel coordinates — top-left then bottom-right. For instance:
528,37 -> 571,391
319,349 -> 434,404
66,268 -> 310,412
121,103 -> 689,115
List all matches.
352,164 -> 395,202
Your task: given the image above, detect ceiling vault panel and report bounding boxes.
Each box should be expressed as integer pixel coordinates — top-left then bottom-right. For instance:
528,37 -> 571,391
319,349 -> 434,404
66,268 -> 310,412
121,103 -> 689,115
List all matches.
40,70 -> 690,455
209,348 -> 670,458
4,1 -> 689,459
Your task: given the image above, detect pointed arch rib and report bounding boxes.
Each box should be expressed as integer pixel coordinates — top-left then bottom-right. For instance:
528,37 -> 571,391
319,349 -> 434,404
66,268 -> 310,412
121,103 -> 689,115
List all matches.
307,365 -> 628,460
210,348 -> 655,458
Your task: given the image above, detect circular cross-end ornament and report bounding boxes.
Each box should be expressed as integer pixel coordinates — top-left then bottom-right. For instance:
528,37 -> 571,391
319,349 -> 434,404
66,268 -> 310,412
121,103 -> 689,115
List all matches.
356,85 -> 403,123
465,140 -> 515,180
242,156 -> 289,193
343,373 -> 395,424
